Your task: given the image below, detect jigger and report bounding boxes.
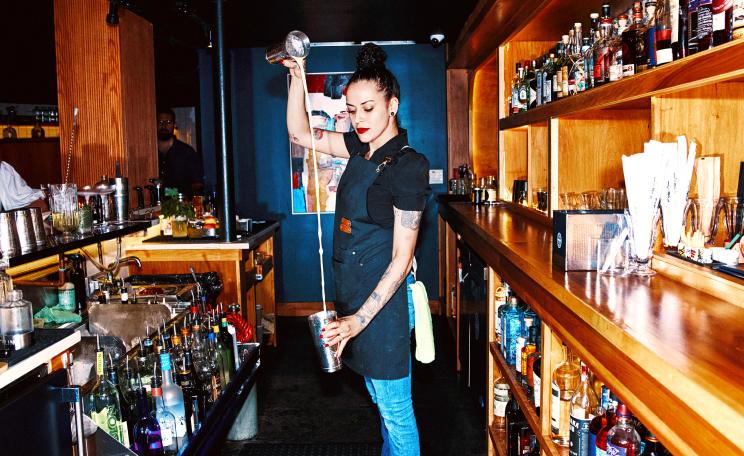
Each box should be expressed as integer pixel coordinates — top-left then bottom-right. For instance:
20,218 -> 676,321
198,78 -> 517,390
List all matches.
265,31 -> 310,64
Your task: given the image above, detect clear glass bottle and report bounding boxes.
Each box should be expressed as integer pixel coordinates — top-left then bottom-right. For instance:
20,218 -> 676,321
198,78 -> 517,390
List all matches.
493,375 -> 510,428
31,115 -> 45,138
133,374 -> 164,456
0,290 -> 33,342
501,297 -> 521,363
543,54 -> 556,104
151,365 -> 178,455
551,343 -> 581,446
655,0 -> 675,64
205,332 -> 224,398
528,60 -> 538,109
159,350 -> 187,447
89,335 -> 126,445
560,34 -> 571,98
608,16 -> 629,81
178,350 -> 205,436
517,67 -> 528,113
607,404 -> 641,456
511,63 -> 522,115
569,365 -> 600,456
515,317 -> 532,384
137,337 -> 154,394
106,354 -> 133,448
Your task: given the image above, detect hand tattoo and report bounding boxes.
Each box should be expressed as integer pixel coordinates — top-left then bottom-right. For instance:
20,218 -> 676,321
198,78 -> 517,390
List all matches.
395,208 -> 423,231
313,128 -> 324,140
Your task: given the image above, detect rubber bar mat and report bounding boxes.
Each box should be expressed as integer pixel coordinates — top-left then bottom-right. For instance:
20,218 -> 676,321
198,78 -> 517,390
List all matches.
239,443 -> 383,456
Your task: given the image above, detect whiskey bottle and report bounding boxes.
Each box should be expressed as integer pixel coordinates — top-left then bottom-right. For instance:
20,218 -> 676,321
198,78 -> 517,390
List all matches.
607,404 -> 641,456
623,6 -> 647,76
551,343 -> 581,446
712,0 -> 734,45
641,431 -> 669,455
569,365 -> 599,456
656,0 -> 675,64
493,375 -> 510,428
521,326 -> 538,388
734,0 -> 744,39
698,0 -> 714,49
31,116 -> 45,138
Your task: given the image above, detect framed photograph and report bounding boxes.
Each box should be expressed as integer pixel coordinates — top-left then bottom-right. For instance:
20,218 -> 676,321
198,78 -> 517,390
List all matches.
290,72 -> 354,214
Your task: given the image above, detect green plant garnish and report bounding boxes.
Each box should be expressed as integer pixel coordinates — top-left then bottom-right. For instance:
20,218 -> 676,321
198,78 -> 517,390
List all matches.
161,198 -> 195,219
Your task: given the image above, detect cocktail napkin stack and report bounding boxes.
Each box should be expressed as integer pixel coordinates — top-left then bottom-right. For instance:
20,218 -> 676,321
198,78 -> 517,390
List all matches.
658,136 -> 697,247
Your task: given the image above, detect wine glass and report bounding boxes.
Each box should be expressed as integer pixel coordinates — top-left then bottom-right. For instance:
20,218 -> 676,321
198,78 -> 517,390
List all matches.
50,184 -> 79,243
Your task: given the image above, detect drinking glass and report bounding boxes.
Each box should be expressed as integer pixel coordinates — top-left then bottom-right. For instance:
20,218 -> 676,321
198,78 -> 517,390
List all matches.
559,193 -> 574,210
627,208 -> 660,277
50,184 -> 79,243
601,187 -> 616,209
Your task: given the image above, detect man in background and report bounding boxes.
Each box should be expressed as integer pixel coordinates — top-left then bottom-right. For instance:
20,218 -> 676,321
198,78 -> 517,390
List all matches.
157,107 -> 203,198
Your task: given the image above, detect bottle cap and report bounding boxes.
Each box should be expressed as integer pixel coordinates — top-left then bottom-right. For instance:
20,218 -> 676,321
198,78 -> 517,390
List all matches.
575,22 -> 582,28
590,13 -> 599,18
601,18 -> 612,24
646,431 -> 658,442
616,404 -> 631,418
619,14 -> 628,20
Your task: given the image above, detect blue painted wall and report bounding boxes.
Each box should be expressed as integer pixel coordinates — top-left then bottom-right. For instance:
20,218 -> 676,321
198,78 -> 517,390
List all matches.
199,44 -> 447,303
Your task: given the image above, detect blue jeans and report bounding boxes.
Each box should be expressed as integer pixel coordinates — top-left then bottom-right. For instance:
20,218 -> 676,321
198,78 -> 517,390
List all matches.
364,273 -> 420,456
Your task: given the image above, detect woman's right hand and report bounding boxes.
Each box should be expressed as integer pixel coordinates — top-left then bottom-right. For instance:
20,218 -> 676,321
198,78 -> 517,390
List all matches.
282,59 -> 304,79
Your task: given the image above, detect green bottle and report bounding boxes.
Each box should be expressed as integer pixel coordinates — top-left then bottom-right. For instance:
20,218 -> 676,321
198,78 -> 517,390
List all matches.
89,335 -> 127,446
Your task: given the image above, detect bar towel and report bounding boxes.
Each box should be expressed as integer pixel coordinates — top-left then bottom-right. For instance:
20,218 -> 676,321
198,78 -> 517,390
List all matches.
34,306 -> 82,324
410,280 -> 435,364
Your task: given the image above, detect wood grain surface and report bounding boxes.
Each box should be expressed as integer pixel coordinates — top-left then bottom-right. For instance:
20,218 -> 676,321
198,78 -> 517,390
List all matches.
0,139 -> 61,189
447,69 -> 472,180
472,67 -> 500,178
439,200 -> 744,456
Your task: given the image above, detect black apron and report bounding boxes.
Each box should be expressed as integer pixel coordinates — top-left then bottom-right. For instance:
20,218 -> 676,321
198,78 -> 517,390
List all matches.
332,150 -> 410,380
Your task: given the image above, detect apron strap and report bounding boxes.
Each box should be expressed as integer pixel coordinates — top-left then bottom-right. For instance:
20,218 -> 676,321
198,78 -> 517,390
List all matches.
375,145 -> 413,173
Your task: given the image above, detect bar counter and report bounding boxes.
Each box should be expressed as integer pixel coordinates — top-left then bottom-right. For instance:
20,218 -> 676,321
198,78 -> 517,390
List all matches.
437,197 -> 744,456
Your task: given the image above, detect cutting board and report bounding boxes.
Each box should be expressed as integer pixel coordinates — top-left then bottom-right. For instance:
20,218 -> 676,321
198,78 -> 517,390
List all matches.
0,362 -> 8,375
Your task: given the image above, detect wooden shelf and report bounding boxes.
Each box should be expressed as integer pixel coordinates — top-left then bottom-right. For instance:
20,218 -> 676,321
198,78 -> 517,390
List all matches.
439,200 -> 744,456
499,40 -> 744,130
490,342 -> 568,456
489,424 -> 507,456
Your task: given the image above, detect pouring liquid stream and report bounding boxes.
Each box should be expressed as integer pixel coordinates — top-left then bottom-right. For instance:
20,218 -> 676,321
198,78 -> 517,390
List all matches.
294,56 -> 327,313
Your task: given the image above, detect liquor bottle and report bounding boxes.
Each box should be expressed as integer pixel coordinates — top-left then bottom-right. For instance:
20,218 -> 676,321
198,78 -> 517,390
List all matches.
537,57 -> 544,107
506,397 -> 529,456
602,1 -> 612,20
161,320 -> 173,352
551,46 -> 561,101
494,285 -> 509,344
713,0 -> 733,45
646,1 -> 659,68
120,357 -> 140,425
698,0 -> 714,49
517,67 -> 529,113
89,335 -> 127,445
569,365 -> 599,456
138,338 -> 154,393
205,332 -> 224,400
521,326 -> 538,388
511,63 -> 522,115
595,395 -> 619,456
218,309 -> 237,378
655,0 -> 675,64
493,375 -> 510,428
566,31 -> 577,95
623,5 -> 643,76
561,34 -> 571,97
629,412 -> 648,453
528,60 -> 538,109
515,321 -> 528,384
528,442 -> 541,456
544,54 -> 556,104
609,16 -> 629,81
133,374 -> 164,456
31,116 -> 45,138
641,431 -> 668,455
106,354 -> 133,447
151,364 -> 178,455
591,12 -> 601,35
551,343 -> 581,446
159,350 -> 187,448
594,21 -> 611,87
677,0 -> 690,57
574,26 -> 587,93
689,0 -> 700,52
502,297 -> 521,363
734,0 -> 744,39
178,351 -> 204,436
525,326 -> 541,396
607,404 -> 641,456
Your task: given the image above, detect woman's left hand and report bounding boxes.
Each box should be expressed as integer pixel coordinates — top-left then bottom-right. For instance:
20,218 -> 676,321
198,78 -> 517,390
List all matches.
322,315 -> 362,358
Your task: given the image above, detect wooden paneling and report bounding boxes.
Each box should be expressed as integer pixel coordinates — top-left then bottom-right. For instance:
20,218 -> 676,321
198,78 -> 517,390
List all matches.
447,69 -> 472,180
472,67 -> 499,178
528,121 -> 548,205
503,128 -> 527,194
0,139 -> 61,188
501,41 -> 556,119
558,110 -> 651,194
54,1 -> 156,209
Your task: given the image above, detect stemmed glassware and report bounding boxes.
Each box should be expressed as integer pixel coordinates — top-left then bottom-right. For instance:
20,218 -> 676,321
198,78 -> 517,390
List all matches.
50,184 -> 79,243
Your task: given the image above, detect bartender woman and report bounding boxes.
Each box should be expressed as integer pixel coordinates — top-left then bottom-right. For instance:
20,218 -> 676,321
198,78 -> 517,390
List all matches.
285,43 -> 431,455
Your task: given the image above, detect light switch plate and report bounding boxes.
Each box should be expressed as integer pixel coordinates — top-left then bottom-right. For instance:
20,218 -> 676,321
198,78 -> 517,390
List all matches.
429,169 -> 443,184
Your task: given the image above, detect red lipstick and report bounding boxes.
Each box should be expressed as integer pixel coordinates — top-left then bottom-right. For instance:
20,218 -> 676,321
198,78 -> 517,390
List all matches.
357,128 -> 370,134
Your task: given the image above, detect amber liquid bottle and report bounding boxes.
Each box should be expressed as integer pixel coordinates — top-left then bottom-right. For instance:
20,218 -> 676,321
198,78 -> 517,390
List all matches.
550,343 -> 581,446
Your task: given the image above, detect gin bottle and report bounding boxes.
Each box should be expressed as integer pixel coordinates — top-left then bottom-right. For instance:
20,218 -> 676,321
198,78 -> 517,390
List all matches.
88,335 -> 126,445
569,365 -> 599,456
151,365 -> 178,455
551,343 -> 581,446
607,404 -> 641,456
501,297 -> 521,363
133,374 -> 164,456
493,375 -> 510,428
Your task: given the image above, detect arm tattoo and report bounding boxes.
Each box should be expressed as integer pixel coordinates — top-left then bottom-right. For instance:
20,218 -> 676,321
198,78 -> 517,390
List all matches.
313,128 -> 324,140
291,133 -> 300,143
395,208 -> 423,231
355,270 -> 407,331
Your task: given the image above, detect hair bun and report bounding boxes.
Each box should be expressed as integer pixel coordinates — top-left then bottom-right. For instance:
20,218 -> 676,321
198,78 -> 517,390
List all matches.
356,43 -> 388,71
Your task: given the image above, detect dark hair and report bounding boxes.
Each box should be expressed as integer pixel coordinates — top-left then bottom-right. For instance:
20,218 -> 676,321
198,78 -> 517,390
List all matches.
157,107 -> 176,121
348,43 -> 401,108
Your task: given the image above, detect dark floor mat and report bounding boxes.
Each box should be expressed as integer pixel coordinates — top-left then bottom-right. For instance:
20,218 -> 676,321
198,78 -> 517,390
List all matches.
240,443 -> 382,456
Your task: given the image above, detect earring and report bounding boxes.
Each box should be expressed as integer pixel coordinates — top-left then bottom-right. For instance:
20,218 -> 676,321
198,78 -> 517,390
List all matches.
391,112 -> 395,116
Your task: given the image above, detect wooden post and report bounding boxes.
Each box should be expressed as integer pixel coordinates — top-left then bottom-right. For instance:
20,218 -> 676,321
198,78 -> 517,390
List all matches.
54,1 -> 157,206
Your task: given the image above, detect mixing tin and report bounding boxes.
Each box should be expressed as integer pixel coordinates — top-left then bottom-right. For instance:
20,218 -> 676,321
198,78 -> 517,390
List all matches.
308,310 -> 342,373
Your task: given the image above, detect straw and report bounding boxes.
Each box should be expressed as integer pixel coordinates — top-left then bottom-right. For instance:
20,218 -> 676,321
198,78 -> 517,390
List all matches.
64,107 -> 79,185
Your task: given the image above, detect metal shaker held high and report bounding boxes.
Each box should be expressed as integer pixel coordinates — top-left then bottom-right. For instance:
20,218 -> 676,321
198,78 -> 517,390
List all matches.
265,31 -> 311,64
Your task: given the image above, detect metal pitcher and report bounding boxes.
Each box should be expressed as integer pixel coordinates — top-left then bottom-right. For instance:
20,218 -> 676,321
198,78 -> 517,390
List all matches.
265,31 -> 310,64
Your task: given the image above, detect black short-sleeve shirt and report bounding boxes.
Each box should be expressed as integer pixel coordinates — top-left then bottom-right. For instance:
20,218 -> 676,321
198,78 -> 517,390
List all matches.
158,139 -> 204,197
343,128 -> 431,229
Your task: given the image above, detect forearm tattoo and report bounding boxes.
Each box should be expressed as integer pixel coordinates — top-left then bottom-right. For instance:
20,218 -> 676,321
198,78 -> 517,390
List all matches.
394,207 -> 423,231
355,263 -> 407,330
313,128 -> 324,140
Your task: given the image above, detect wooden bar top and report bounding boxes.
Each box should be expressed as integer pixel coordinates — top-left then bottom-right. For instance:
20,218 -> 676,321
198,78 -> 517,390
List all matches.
437,198 -> 744,455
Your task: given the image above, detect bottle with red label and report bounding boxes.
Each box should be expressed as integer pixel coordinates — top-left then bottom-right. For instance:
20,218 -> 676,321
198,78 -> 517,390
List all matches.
606,404 -> 641,456
712,0 -> 734,45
